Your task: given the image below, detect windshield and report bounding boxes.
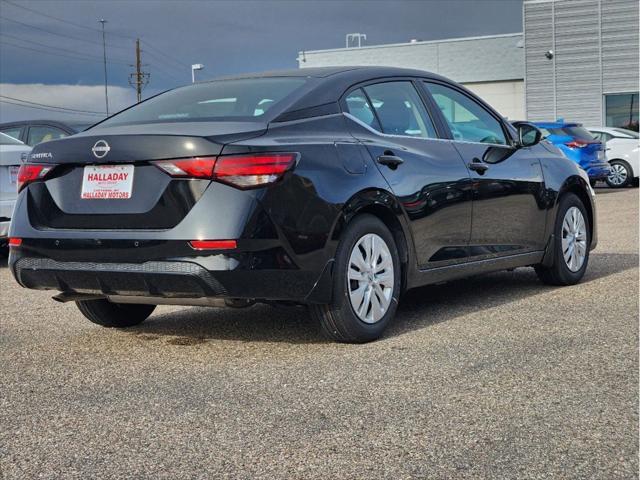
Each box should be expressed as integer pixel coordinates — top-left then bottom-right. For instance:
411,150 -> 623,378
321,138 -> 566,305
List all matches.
100,77 -> 307,127
546,126 -> 595,141
612,128 -> 639,139
0,132 -> 25,146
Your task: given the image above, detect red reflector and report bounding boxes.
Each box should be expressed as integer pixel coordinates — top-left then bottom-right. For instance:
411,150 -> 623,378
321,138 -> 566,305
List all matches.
8,237 -> 22,247
17,164 -> 55,192
213,153 -> 297,189
189,240 -> 237,250
565,141 -> 588,149
153,157 -> 216,179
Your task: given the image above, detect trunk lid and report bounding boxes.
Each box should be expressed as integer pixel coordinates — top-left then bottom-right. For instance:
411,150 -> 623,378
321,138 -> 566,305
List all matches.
25,122 -> 267,230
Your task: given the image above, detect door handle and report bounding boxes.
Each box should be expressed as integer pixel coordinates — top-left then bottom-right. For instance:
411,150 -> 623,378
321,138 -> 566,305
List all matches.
377,154 -> 404,169
468,158 -> 489,175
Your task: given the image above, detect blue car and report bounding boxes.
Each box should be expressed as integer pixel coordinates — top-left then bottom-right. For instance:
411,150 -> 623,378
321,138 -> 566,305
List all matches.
533,121 -> 610,184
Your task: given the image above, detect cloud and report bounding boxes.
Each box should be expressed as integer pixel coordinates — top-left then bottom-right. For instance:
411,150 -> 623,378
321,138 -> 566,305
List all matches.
0,84 -> 139,124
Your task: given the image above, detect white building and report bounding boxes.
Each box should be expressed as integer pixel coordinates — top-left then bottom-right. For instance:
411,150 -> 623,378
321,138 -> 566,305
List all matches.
298,33 -> 526,120
297,0 -> 639,129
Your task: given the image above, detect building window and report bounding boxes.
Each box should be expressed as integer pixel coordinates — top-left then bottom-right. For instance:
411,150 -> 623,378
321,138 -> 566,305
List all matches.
605,93 -> 639,132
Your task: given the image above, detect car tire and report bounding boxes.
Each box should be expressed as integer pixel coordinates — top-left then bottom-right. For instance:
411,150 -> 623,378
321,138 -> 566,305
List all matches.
535,193 -> 590,286
309,214 -> 401,343
76,299 -> 155,328
605,160 -> 632,188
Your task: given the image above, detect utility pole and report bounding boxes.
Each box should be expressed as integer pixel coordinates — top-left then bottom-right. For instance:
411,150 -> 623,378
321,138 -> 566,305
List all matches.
129,38 -> 149,103
98,19 -> 109,115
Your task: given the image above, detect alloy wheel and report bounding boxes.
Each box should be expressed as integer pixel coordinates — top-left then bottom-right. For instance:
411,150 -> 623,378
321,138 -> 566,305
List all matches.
607,163 -> 628,187
561,206 -> 587,272
347,233 -> 394,324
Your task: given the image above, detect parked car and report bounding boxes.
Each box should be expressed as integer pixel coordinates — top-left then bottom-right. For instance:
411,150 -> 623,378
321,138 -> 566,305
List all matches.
0,120 -> 86,146
8,67 -> 597,342
0,132 -> 31,247
586,126 -> 639,188
533,121 -> 610,186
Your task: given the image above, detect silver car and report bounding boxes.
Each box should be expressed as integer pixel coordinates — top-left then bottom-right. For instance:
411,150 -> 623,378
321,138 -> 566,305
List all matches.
0,132 -> 31,242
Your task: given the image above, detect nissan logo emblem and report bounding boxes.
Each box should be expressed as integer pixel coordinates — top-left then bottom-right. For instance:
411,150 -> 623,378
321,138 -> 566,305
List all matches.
92,140 -> 111,159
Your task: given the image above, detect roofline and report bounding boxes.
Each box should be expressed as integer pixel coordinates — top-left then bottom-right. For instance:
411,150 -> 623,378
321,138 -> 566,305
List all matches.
298,32 -> 523,56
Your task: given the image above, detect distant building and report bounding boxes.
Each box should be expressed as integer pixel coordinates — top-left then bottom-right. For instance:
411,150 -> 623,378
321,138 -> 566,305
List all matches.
297,0 -> 639,129
524,0 -> 639,130
298,33 -> 526,120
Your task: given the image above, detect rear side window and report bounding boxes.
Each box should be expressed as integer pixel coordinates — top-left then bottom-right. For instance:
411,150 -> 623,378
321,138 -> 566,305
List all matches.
0,127 -> 22,141
425,82 -> 507,145
100,77 -> 307,126
27,126 -> 68,146
345,89 -> 379,129
363,82 -> 437,138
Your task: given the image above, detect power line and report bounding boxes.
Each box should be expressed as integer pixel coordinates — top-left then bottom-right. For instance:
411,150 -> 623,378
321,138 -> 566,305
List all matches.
141,40 -> 191,69
0,95 -> 107,114
0,99 -> 106,117
0,33 -> 131,64
0,14 -> 129,50
2,0 -> 136,43
0,40 -> 130,66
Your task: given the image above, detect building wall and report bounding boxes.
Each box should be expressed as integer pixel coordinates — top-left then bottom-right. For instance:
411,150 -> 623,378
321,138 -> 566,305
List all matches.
524,0 -> 639,125
463,80 -> 525,120
298,34 -> 524,84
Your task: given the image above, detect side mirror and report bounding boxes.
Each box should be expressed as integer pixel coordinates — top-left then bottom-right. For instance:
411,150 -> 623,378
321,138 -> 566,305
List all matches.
513,122 -> 542,148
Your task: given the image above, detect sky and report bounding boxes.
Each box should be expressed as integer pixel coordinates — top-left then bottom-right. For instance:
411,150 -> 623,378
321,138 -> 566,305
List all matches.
0,0 -> 524,123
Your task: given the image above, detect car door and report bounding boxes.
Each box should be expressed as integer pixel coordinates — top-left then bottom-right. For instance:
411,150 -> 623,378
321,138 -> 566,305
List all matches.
422,81 -> 547,259
342,80 -> 473,268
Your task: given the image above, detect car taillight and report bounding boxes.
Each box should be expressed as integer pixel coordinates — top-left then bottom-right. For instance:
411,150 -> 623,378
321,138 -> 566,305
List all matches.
8,237 -> 22,247
152,153 -> 297,189
152,157 -> 216,179
189,239 -> 237,250
565,141 -> 588,149
213,153 -> 297,189
17,164 -> 56,192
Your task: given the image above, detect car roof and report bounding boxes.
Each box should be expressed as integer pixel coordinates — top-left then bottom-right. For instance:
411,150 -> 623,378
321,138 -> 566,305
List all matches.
531,121 -> 581,128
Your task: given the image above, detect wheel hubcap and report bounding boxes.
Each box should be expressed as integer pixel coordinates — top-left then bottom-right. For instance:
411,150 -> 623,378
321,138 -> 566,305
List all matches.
607,163 -> 628,186
561,207 -> 587,272
347,233 -> 394,324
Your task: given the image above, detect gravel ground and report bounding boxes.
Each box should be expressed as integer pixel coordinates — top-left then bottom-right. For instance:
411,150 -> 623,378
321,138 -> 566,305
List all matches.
1,187 -> 638,479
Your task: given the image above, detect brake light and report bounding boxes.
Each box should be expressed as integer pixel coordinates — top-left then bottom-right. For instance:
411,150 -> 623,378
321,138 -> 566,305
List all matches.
8,237 -> 22,247
17,164 -> 55,192
152,153 -> 298,189
213,153 -> 297,189
153,157 -> 216,178
189,239 -> 237,250
565,141 -> 588,149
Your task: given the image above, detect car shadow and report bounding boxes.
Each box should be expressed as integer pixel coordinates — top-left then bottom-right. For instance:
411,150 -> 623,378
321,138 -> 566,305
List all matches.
131,251 -> 638,344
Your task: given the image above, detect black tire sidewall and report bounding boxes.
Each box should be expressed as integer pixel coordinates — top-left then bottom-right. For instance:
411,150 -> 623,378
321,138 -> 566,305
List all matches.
329,215 -> 401,341
552,193 -> 590,284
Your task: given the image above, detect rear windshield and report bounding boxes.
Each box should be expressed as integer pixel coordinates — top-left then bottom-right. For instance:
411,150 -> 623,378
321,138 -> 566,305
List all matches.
546,126 -> 595,141
100,77 -> 307,126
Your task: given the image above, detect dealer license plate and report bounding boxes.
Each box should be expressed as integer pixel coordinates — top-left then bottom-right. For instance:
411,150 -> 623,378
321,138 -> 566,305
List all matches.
81,165 -> 134,199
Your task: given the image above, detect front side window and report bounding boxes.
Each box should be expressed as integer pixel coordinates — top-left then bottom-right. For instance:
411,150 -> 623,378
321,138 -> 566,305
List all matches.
100,77 -> 307,127
424,82 -> 507,145
0,132 -> 24,145
362,82 -> 437,138
27,126 -> 68,146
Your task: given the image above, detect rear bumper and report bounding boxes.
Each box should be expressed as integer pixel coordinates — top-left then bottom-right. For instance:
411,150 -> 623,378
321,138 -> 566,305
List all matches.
9,243 -> 333,304
585,163 -> 611,180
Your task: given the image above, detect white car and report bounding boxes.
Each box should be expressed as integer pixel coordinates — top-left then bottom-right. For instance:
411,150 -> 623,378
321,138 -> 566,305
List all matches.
587,127 -> 639,188
0,132 -> 31,243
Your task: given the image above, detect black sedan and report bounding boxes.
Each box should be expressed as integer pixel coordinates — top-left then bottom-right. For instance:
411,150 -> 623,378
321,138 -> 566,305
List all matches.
8,67 -> 597,343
